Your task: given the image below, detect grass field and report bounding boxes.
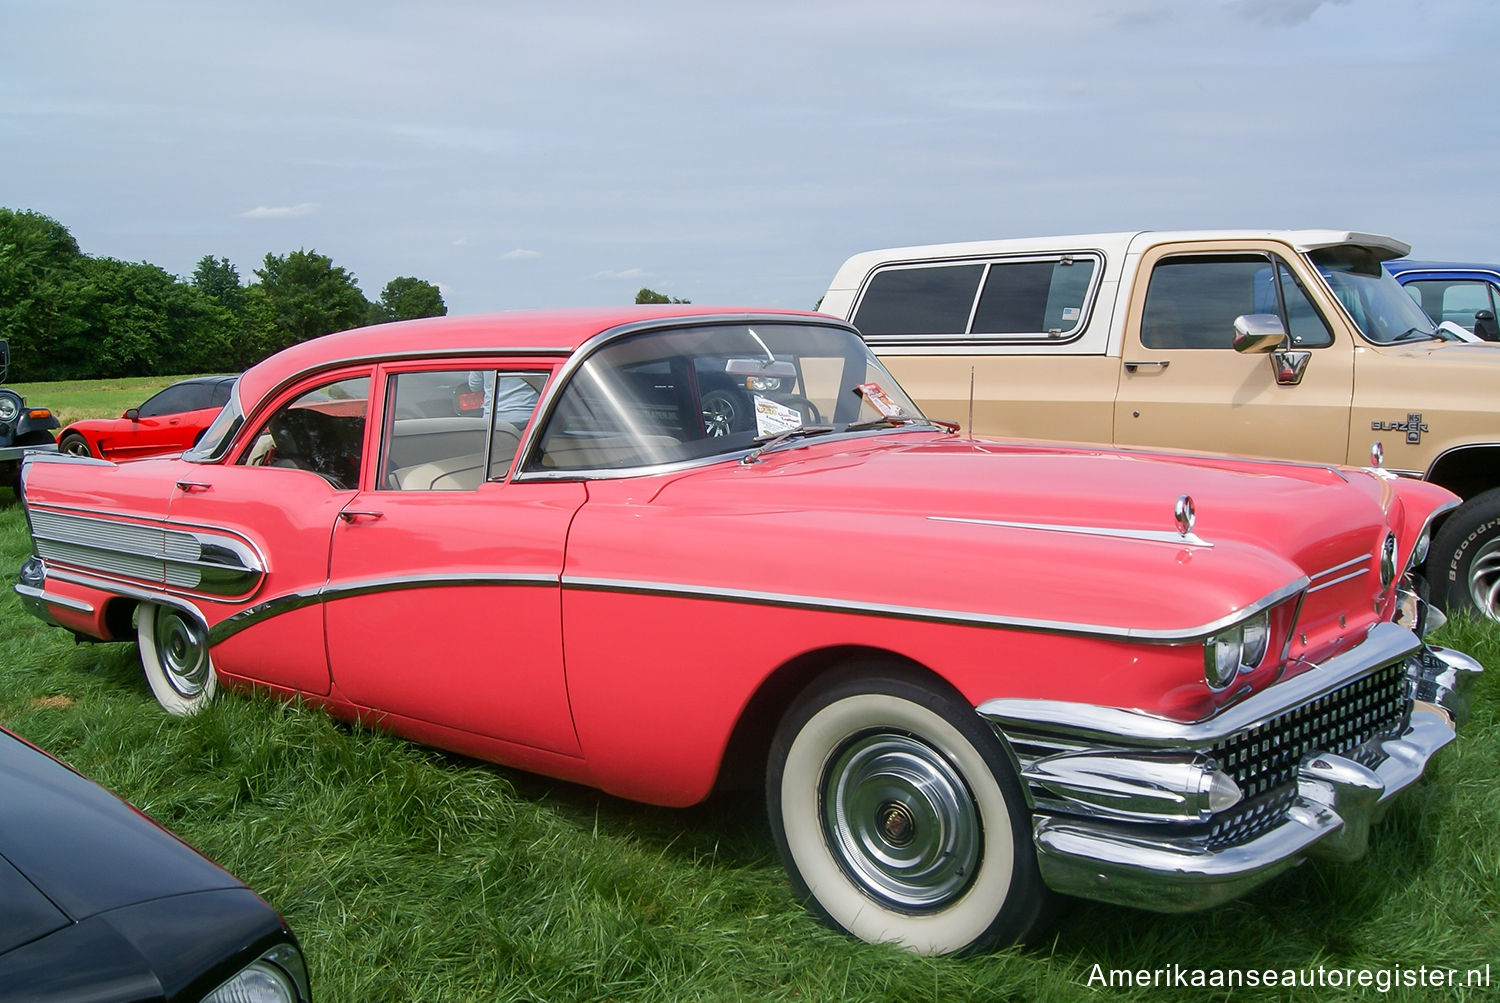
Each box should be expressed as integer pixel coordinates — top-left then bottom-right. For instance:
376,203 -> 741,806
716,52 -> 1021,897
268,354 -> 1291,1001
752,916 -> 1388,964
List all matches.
1,385 -> 1497,1000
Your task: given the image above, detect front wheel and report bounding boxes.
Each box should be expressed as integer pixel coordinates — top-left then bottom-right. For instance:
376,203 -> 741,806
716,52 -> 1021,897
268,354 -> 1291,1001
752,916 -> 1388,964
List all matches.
137,602 -> 218,715
767,666 -> 1051,955
1430,489 -> 1500,622
59,432 -> 94,458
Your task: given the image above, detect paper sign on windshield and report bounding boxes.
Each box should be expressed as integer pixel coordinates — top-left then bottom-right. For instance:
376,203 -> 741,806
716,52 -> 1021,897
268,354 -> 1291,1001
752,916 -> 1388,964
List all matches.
754,395 -> 803,437
857,382 -> 906,418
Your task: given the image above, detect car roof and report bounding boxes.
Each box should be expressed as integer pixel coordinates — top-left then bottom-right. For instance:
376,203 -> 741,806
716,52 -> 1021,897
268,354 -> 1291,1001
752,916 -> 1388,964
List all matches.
826,230 -> 1412,291
235,306 -> 826,406
1386,258 -> 1500,278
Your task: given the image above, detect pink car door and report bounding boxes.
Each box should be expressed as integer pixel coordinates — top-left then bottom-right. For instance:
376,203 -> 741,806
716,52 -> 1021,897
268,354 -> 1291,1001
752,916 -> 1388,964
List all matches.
323,365 -> 586,756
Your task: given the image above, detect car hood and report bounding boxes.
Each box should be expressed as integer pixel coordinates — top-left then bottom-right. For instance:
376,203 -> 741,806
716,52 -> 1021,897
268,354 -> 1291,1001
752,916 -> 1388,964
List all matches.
614,431 -> 1425,640
0,730 -> 243,953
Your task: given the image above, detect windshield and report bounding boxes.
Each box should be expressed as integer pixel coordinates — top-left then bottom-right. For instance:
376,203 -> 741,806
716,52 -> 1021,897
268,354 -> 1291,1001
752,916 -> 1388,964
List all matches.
182,381 -> 244,462
1309,246 -> 1439,345
527,321 -> 931,473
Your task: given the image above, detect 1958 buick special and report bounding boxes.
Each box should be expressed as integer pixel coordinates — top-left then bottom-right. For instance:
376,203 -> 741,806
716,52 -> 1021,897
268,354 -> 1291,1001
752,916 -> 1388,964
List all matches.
13,306 -> 1481,955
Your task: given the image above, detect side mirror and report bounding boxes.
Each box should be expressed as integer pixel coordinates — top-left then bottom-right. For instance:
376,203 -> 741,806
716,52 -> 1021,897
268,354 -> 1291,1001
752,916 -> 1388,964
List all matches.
125,408 -> 141,422
1475,309 -> 1499,342
1231,314 -> 1287,354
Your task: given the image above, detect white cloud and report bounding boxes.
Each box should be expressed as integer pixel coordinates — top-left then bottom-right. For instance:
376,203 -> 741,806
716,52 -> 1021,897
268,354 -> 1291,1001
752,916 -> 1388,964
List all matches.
502,248 -> 542,261
238,202 -> 320,219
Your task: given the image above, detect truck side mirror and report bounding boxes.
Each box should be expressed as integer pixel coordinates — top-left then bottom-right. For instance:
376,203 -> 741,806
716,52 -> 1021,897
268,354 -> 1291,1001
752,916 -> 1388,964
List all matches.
1475,310 -> 1498,342
1231,314 -> 1287,354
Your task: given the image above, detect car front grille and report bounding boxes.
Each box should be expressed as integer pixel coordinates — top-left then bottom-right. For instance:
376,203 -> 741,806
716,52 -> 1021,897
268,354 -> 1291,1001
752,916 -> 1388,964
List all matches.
1206,660 -> 1410,846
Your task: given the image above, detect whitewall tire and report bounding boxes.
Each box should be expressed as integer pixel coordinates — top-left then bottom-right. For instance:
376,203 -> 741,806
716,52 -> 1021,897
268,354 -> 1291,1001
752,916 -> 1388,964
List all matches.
767,667 -> 1051,955
137,602 -> 218,716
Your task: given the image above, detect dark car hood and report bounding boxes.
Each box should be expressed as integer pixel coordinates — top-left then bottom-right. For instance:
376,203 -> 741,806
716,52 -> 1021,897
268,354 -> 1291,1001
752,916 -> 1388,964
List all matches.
0,729 -> 243,951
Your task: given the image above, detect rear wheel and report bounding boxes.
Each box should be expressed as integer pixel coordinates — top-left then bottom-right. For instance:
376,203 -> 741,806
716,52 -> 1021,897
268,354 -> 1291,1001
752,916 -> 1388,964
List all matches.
137,602 -> 218,715
767,666 -> 1051,955
1430,489 -> 1500,622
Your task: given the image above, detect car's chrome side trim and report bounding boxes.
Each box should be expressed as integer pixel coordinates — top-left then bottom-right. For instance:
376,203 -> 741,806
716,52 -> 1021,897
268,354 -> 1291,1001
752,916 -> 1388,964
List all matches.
208,572 -> 557,643
29,509 -> 265,598
561,576 -> 1308,643
979,621 -> 1420,739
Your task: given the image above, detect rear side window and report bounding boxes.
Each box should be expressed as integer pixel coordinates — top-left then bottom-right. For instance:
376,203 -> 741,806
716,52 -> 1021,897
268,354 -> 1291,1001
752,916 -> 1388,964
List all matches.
852,255 -> 1098,343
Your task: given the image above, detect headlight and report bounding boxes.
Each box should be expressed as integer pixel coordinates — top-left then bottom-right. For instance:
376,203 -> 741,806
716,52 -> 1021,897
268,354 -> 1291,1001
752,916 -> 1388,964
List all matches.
746,376 -> 783,391
1410,526 -> 1431,569
1203,609 -> 1272,690
0,393 -> 19,423
203,945 -> 309,1003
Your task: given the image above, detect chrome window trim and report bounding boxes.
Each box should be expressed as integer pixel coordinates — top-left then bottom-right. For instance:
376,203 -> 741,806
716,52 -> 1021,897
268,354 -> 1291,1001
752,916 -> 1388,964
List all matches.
850,250 -> 1107,347
512,315 -> 911,479
980,621 -> 1420,741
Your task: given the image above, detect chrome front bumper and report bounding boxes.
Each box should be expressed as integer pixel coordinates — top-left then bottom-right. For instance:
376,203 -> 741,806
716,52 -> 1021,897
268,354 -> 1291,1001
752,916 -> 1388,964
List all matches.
979,622 -> 1481,913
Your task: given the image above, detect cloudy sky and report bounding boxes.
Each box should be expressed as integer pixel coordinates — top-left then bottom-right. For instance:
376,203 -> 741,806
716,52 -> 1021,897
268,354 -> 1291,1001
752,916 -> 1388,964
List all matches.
3,0 -> 1495,315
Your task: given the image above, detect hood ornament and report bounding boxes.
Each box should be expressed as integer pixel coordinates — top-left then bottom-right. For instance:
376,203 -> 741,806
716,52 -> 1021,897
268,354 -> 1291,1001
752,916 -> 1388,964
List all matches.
1175,495 -> 1196,537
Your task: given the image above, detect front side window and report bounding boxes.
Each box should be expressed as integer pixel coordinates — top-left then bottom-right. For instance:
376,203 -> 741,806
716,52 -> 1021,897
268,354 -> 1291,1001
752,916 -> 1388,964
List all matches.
852,255 -> 1097,341
1141,254 -> 1332,349
239,375 -> 370,489
528,322 -> 926,474
1404,278 -> 1496,328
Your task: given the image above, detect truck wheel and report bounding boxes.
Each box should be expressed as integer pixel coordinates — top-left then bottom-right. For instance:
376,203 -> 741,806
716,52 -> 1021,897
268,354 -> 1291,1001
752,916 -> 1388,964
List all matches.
1430,488 -> 1500,622
766,665 -> 1051,955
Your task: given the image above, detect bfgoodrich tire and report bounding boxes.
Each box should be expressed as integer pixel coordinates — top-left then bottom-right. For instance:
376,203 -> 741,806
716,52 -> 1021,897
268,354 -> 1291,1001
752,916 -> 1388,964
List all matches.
1430,488 -> 1500,623
767,665 -> 1052,955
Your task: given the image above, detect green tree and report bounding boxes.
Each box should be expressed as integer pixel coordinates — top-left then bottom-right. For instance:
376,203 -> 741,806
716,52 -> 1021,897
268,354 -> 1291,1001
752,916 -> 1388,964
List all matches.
635,287 -> 690,304
251,249 -> 369,358
0,208 -> 88,380
70,257 -> 236,379
379,276 -> 447,322
192,255 -> 246,315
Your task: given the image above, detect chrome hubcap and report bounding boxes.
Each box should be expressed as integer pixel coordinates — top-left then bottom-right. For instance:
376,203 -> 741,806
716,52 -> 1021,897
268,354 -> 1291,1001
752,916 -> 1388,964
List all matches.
1469,538 -> 1500,622
62,438 -> 90,456
822,731 -> 981,911
154,609 -> 211,698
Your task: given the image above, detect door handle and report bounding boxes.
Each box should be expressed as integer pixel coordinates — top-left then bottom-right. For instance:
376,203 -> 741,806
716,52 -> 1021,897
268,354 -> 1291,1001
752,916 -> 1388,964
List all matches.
175,480 -> 212,492
338,510 -> 384,522
1123,360 -> 1171,372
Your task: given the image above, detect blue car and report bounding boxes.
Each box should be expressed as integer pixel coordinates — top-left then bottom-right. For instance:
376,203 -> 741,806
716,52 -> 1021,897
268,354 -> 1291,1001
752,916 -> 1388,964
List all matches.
1386,259 -> 1500,340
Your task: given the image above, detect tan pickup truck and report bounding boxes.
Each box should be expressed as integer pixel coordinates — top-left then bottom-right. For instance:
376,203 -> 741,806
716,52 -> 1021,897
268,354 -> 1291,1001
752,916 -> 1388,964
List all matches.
821,230 -> 1500,621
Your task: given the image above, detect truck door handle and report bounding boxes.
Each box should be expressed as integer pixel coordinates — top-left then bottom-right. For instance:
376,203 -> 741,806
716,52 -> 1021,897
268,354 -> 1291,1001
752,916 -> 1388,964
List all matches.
1123,360 -> 1171,372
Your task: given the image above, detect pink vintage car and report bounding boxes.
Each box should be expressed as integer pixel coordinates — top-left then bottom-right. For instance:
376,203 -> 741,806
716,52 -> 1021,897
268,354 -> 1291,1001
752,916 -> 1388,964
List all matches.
14,306 -> 1480,955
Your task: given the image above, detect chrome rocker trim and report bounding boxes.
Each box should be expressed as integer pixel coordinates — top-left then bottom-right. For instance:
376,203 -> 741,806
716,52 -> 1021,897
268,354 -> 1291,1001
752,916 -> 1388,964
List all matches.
980,621 -> 1481,913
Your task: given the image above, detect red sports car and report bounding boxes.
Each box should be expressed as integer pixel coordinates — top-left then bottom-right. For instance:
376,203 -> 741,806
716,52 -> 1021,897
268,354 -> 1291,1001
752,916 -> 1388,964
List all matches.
57,374 -> 235,460
13,306 -> 1481,955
